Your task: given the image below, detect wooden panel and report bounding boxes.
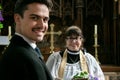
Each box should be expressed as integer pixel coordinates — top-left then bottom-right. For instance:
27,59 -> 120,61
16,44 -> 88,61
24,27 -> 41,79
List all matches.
101,65 -> 120,72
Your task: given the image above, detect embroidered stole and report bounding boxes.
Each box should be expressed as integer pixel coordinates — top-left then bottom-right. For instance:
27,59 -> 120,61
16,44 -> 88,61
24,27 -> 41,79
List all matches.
58,49 -> 88,79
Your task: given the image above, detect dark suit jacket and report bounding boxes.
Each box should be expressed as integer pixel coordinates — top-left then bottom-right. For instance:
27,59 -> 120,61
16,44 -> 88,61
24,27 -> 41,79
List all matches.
0,35 -> 53,80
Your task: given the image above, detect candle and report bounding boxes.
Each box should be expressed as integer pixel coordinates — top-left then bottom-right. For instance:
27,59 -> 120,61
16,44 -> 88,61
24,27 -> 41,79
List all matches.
94,25 -> 97,45
94,25 -> 97,34
8,26 -> 11,36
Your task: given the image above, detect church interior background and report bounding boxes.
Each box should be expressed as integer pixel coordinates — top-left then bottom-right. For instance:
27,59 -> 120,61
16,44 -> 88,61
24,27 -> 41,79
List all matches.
0,0 -> 120,79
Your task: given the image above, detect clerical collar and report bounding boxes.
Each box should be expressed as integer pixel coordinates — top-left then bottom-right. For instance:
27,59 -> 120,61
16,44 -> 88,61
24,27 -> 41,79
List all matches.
58,49 -> 88,79
66,48 -> 80,55
15,33 -> 36,49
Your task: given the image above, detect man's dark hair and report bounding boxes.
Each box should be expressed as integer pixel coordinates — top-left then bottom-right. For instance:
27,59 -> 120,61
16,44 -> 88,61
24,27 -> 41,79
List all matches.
14,0 -> 53,17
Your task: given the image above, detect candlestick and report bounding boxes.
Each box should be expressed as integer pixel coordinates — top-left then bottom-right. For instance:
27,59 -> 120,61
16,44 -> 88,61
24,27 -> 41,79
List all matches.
93,24 -> 100,64
95,37 -> 97,45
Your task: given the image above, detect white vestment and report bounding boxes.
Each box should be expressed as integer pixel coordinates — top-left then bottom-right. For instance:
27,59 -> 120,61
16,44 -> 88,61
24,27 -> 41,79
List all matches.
46,51 -> 105,80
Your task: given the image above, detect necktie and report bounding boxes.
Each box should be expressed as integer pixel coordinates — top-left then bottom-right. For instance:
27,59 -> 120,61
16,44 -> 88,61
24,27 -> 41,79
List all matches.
35,47 -> 43,59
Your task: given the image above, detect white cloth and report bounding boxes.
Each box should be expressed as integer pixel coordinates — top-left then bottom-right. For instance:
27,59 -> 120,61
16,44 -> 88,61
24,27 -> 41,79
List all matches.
46,51 -> 105,80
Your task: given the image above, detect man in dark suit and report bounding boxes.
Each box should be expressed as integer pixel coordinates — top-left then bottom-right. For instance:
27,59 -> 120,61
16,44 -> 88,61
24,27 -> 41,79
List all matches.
0,0 -> 53,80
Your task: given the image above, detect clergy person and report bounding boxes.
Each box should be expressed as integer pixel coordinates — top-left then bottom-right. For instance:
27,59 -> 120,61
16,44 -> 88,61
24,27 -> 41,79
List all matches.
46,26 -> 105,80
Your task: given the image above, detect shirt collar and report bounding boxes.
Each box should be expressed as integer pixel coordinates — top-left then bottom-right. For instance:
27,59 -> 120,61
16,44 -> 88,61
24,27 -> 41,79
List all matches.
15,33 -> 36,49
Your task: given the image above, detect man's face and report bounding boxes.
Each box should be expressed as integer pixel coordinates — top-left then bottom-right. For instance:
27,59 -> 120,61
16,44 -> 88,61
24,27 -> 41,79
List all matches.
14,3 -> 49,43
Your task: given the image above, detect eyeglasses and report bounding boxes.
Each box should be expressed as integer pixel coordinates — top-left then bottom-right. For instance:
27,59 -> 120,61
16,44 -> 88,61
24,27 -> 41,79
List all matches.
66,37 -> 82,41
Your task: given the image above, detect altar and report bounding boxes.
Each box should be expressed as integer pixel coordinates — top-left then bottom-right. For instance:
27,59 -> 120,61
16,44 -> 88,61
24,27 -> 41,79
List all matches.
101,65 -> 120,80
0,26 -> 11,54
0,36 -> 9,45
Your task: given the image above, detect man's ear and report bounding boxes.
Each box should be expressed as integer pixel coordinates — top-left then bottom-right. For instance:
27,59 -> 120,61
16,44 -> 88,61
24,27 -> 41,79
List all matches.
14,14 -> 21,23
